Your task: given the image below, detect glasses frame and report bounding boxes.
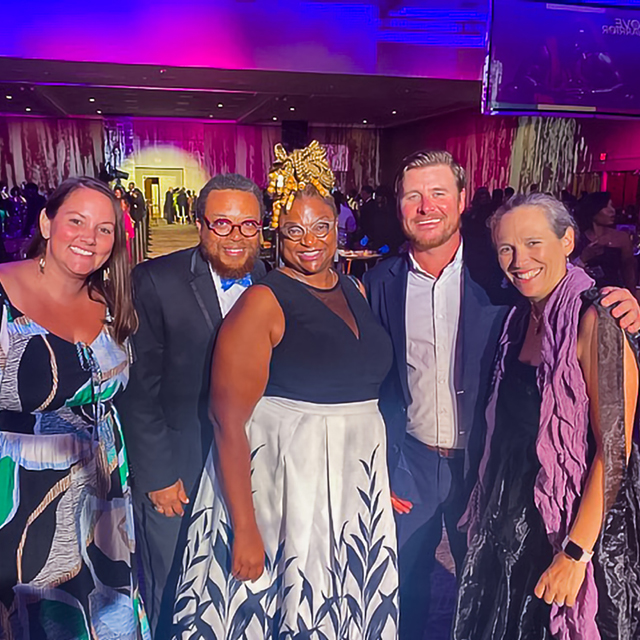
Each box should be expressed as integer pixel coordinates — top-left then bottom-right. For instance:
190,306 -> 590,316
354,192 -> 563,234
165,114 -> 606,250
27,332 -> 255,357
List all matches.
279,219 -> 337,242
203,217 -> 261,238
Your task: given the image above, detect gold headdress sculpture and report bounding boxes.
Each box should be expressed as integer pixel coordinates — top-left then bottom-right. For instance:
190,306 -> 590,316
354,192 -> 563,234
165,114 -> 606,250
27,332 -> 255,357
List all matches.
266,140 -> 335,228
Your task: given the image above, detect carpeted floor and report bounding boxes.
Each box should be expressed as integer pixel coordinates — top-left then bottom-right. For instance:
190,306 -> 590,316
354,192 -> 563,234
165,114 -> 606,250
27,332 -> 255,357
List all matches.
147,222 -> 199,258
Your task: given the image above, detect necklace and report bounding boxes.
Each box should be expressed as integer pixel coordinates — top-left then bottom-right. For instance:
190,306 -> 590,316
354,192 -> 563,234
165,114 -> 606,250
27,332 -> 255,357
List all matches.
283,267 -> 338,290
530,305 -> 544,334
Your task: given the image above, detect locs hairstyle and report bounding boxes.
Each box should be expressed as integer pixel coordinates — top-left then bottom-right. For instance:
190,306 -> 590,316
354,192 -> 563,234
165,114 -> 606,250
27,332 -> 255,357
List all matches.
27,177 -> 138,344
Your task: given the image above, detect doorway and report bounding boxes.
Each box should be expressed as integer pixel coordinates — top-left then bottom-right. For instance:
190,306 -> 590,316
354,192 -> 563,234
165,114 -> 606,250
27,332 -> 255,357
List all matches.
135,167 -> 185,222
143,177 -> 160,219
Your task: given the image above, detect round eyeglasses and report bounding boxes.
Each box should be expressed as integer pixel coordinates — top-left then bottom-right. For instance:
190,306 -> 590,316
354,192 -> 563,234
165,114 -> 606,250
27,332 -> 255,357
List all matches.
203,217 -> 261,238
279,220 -> 336,242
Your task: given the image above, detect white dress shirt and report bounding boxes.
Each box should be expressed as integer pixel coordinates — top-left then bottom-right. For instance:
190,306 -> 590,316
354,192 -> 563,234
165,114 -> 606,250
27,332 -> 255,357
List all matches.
209,266 -> 251,318
405,243 -> 464,449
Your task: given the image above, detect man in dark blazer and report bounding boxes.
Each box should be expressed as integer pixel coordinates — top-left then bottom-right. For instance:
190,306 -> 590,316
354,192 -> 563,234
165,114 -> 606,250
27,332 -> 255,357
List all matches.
364,150 -> 640,640
118,173 -> 267,637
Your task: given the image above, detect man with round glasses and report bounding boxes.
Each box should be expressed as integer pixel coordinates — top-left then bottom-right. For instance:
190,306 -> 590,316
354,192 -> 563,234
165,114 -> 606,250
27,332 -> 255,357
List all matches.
118,173 -> 267,638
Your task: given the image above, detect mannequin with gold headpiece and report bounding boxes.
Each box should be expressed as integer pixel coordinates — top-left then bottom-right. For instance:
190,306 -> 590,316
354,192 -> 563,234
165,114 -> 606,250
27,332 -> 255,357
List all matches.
172,141 -> 399,639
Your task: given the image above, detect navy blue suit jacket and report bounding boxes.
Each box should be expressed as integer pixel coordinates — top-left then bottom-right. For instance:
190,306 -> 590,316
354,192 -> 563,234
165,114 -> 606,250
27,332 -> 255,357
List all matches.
364,248 -> 512,488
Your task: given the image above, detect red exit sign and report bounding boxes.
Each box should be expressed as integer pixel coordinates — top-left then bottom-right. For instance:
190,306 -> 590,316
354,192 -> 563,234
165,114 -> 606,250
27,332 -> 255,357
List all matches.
600,152 -> 608,161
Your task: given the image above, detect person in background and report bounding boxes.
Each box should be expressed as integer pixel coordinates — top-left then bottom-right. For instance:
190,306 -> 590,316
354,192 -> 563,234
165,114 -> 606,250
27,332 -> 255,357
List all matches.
334,190 -> 356,248
176,188 -> 188,224
491,188 -> 504,212
118,174 -> 267,638
454,194 -> 640,639
504,186 -> 515,202
186,190 -> 194,223
172,142 -> 398,638
22,182 -> 46,236
367,185 -> 406,255
0,177 -> 149,638
575,191 -> 637,296
128,182 -> 147,225
163,188 -> 175,224
356,184 -> 376,243
119,193 -> 136,260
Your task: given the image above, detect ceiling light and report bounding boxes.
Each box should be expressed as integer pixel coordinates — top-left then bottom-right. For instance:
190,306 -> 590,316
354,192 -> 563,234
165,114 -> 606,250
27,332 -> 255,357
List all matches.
96,110 -> 102,114
289,107 -> 295,112
89,97 -> 95,103
209,114 -> 214,118
362,119 -> 368,124
25,107 -> 31,112
5,95 -> 12,100
217,103 -> 223,108
392,110 -> 397,115
272,116 -> 277,121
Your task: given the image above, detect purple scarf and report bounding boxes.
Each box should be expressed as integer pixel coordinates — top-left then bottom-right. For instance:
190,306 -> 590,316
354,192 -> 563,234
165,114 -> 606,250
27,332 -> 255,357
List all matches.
462,265 -> 599,640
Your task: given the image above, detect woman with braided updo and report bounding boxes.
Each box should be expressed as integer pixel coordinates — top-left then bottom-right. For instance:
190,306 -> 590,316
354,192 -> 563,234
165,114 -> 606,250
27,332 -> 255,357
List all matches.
172,142 -> 399,639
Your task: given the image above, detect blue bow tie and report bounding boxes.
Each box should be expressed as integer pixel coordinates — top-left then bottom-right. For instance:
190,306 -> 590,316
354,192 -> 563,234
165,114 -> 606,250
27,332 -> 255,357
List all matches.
220,275 -> 252,292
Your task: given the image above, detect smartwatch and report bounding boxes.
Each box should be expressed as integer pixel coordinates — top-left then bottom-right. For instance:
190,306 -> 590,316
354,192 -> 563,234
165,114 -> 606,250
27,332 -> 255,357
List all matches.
561,536 -> 593,563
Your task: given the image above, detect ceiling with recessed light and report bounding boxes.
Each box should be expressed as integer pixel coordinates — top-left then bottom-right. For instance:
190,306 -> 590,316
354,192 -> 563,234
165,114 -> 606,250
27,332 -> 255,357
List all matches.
0,58 -> 481,127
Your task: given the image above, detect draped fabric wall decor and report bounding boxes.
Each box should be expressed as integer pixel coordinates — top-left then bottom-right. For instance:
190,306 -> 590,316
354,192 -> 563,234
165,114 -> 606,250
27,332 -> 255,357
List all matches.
309,125 -> 381,192
445,115 -> 517,196
381,110 -> 600,198
128,120 -> 281,186
0,116 -> 103,189
510,116 -> 586,195
0,116 -> 381,192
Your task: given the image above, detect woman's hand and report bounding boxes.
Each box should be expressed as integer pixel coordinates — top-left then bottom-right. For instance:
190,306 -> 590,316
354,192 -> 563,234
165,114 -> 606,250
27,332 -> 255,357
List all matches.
534,553 -> 588,608
232,525 -> 265,582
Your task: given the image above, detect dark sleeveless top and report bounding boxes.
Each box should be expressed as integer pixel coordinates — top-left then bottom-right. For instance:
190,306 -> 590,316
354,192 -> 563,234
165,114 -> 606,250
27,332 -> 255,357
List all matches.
260,270 -> 393,404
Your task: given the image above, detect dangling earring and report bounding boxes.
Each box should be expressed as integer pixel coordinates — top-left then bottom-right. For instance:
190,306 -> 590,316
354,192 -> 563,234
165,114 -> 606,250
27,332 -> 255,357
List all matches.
102,267 -> 111,283
39,255 -> 45,274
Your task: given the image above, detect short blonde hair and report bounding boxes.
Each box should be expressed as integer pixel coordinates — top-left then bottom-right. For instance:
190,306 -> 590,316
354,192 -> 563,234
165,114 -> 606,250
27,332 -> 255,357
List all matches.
394,149 -> 466,196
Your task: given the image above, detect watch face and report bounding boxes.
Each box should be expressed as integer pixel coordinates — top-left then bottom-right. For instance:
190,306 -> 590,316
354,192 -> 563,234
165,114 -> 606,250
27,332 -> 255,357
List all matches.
563,539 -> 583,562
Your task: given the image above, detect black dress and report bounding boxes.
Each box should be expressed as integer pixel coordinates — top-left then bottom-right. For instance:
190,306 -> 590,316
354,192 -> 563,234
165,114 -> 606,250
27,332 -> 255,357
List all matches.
453,350 -> 554,640
171,270 -> 399,639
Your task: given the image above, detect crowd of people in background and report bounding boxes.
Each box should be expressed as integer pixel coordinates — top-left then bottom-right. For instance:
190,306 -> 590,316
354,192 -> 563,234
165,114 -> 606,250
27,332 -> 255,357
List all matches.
163,187 -> 197,224
2,176 -> 640,301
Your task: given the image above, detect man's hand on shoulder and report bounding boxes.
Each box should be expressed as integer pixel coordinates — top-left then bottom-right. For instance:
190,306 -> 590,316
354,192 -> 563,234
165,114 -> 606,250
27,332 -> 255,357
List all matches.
600,286 -> 640,334
148,478 -> 190,517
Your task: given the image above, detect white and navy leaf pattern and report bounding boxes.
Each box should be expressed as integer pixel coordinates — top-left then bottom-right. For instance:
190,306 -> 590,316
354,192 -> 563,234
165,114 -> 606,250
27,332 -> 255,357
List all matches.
172,443 -> 398,639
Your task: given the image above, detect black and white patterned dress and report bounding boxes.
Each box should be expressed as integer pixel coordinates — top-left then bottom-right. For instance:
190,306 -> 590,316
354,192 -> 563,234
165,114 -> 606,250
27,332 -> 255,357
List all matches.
172,271 -> 399,639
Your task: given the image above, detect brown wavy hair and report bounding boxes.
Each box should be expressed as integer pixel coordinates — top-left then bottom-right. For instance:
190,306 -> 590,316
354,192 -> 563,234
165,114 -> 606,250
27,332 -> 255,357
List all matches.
27,177 -> 138,344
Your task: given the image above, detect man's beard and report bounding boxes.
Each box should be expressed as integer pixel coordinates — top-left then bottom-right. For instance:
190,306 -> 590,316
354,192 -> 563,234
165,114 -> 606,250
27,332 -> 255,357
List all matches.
402,217 -> 460,251
201,243 -> 259,279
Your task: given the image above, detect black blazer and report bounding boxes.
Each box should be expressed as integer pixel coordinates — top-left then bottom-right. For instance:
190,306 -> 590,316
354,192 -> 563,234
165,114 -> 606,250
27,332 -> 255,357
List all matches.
118,247 -> 267,496
364,248 -> 512,485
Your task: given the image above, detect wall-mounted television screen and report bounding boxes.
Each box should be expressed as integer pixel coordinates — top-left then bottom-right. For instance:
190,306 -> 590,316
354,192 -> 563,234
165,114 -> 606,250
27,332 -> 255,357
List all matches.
483,0 -> 640,117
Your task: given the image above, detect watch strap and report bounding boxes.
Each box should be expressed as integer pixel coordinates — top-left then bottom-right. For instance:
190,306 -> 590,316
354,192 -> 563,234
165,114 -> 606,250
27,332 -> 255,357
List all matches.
561,536 -> 593,563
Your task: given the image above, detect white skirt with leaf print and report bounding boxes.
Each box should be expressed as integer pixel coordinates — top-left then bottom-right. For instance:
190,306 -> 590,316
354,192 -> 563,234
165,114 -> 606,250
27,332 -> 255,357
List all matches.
171,396 -> 399,640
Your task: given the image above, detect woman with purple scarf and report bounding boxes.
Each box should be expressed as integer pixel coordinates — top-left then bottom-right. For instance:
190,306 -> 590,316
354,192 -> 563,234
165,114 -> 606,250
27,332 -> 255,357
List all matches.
454,193 -> 640,640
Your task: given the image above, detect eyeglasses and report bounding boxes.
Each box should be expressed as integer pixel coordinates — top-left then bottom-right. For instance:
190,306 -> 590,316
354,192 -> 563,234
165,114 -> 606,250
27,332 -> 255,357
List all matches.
280,220 -> 336,242
203,217 -> 261,238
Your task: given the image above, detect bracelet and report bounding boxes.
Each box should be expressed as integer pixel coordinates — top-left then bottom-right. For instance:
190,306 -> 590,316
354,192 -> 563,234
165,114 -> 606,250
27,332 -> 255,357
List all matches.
561,536 -> 594,563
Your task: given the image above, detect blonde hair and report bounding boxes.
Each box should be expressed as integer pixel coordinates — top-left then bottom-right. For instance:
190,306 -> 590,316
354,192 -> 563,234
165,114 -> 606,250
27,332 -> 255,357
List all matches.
395,149 -> 466,196
266,141 -> 335,228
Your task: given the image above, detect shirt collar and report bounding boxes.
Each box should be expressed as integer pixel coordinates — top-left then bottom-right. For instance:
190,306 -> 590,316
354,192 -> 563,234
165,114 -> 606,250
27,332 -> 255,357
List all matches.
409,240 -> 464,280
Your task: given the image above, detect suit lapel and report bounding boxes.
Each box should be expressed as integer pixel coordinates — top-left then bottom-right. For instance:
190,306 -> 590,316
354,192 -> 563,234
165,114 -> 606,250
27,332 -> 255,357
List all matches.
457,265 -> 500,381
384,257 -> 411,405
189,248 -> 222,332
